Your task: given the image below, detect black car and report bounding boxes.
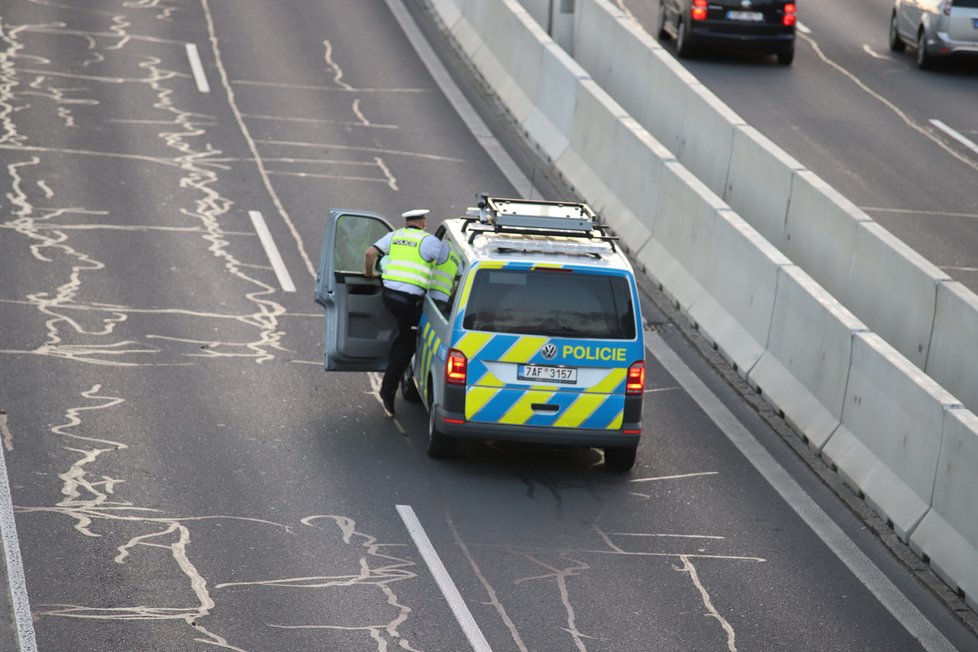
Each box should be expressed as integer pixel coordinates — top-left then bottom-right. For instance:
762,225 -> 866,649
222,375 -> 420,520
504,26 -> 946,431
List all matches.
657,0 -> 797,65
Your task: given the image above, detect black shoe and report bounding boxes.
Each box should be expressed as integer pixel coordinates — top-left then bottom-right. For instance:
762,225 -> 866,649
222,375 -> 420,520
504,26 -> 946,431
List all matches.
380,393 -> 395,418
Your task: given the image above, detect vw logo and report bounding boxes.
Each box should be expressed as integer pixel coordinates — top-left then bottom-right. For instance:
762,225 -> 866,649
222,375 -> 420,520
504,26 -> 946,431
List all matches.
540,344 -> 558,360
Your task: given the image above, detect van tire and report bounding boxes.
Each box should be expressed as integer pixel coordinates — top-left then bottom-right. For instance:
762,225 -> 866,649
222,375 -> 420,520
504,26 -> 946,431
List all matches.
427,395 -> 457,459
916,29 -> 934,69
776,44 -> 794,66
676,20 -> 694,59
656,0 -> 669,39
889,13 -> 906,52
400,367 -> 422,403
604,445 -> 637,471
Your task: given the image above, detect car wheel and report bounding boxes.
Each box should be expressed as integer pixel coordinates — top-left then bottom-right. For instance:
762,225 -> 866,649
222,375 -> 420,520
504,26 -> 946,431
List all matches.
400,366 -> 422,403
776,45 -> 794,66
916,29 -> 934,69
426,393 -> 457,459
888,12 -> 906,52
676,19 -> 694,58
656,0 -> 670,40
604,445 -> 637,471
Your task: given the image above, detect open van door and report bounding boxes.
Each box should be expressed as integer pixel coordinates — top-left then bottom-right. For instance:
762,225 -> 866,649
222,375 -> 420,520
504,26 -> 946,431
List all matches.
315,209 -> 396,371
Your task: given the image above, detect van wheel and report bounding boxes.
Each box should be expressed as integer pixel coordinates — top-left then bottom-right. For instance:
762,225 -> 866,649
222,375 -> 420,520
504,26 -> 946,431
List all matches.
889,13 -> 905,52
676,20 -> 694,58
916,29 -> 933,69
400,367 -> 422,403
427,395 -> 457,459
656,0 -> 669,39
776,45 -> 794,66
604,445 -> 637,471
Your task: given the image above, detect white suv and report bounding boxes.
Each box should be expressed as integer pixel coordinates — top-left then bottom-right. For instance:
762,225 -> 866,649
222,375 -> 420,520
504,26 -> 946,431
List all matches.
890,0 -> 978,68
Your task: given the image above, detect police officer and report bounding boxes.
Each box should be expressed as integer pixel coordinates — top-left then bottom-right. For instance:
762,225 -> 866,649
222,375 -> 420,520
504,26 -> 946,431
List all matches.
427,243 -> 461,312
364,209 -> 446,417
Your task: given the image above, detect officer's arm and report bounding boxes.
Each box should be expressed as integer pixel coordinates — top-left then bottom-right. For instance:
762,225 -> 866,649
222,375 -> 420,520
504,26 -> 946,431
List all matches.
364,246 -> 383,277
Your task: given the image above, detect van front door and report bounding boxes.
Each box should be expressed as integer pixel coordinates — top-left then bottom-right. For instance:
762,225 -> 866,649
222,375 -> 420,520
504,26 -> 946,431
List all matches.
315,209 -> 396,371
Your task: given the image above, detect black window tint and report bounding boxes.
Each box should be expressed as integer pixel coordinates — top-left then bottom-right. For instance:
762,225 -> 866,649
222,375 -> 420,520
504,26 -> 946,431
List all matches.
462,269 -> 636,339
953,0 -> 978,7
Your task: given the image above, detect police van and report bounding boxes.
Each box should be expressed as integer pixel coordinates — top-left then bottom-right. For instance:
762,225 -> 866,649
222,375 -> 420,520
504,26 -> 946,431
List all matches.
315,196 -> 646,470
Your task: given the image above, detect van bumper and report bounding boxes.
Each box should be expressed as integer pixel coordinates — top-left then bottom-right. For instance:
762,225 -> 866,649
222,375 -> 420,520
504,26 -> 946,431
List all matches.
433,406 -> 642,448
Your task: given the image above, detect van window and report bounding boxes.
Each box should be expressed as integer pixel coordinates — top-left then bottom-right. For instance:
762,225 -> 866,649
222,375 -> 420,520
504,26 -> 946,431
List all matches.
462,268 -> 636,339
953,0 -> 978,7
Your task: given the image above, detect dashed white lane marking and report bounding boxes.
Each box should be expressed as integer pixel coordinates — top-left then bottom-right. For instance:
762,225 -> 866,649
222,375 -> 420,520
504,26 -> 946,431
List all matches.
185,43 -> 210,93
0,444 -> 38,651
931,119 -> 978,157
248,211 -> 296,293
396,505 -> 493,652
647,330 -> 957,652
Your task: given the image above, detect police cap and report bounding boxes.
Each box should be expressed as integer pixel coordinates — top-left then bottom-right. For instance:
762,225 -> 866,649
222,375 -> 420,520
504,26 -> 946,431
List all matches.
401,209 -> 430,222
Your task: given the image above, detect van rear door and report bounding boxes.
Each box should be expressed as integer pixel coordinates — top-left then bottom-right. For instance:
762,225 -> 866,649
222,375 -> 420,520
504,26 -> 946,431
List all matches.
315,209 -> 396,371
456,265 -> 644,430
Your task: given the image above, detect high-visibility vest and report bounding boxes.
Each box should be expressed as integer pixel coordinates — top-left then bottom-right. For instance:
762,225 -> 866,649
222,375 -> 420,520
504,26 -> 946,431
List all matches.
429,249 -> 461,298
383,228 -> 434,290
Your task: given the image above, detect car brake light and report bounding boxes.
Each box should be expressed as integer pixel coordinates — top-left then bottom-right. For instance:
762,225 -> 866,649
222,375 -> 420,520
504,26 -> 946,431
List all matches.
626,361 -> 645,395
692,0 -> 708,21
783,3 -> 797,27
446,349 -> 467,385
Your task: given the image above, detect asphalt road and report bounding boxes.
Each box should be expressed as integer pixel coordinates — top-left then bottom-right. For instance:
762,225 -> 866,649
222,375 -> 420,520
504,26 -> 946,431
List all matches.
0,1 -> 976,650
623,0 -> 978,291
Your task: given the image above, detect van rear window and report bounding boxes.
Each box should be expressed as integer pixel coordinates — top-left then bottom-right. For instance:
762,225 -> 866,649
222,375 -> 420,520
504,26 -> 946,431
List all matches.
462,268 -> 636,339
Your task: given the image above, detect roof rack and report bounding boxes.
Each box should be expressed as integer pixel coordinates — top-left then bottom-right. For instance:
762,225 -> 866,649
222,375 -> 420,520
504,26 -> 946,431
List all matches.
461,194 -> 617,250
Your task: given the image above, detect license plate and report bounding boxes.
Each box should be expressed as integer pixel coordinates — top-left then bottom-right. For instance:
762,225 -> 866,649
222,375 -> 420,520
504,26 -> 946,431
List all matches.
518,364 -> 577,384
727,10 -> 764,21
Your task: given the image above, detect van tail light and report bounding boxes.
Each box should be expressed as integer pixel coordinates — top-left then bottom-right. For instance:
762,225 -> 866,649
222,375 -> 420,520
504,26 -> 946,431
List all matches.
692,0 -> 708,21
446,349 -> 467,385
626,361 -> 646,396
783,3 -> 797,26
942,0 -> 952,15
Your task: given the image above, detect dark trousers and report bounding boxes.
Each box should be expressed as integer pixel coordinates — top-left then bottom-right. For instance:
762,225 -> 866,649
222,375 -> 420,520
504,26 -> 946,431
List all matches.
381,289 -> 422,399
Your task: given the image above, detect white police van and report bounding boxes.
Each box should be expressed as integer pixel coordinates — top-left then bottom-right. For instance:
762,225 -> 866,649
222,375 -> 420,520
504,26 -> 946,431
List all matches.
315,196 -> 646,470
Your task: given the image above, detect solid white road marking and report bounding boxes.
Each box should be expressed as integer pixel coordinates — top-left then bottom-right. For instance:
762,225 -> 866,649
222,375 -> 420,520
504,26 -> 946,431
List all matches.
397,505 -> 493,652
931,119 -> 978,156
185,43 -> 210,93
248,211 -> 296,293
647,330 -> 957,652
796,21 -> 812,35
0,445 -> 37,651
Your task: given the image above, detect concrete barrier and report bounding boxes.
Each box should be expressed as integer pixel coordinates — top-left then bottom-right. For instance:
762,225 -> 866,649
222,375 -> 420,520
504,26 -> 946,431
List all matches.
926,282 -> 978,413
724,125 -> 803,250
525,42 -> 582,162
467,0 -> 546,125
634,162 -> 724,312
675,84 -> 744,197
847,223 -> 950,371
748,265 -> 866,449
782,170 -> 872,303
688,213 -> 793,378
554,79 -> 630,222
822,333 -> 962,541
910,409 -> 978,612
